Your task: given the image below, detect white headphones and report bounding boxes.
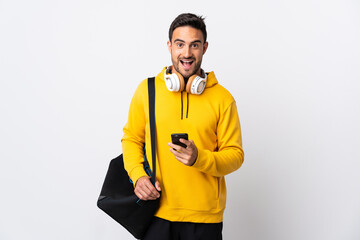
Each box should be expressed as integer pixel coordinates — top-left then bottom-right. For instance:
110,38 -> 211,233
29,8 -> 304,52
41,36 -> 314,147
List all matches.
164,66 -> 207,95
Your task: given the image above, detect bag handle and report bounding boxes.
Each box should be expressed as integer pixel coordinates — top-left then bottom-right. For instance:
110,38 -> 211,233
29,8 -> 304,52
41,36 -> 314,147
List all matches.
148,77 -> 157,185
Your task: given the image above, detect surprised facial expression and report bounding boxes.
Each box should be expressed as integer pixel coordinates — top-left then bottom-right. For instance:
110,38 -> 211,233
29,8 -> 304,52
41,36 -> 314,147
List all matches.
167,26 -> 208,79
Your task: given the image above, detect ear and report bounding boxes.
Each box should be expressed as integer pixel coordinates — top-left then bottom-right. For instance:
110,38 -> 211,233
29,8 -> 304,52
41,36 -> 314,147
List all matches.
202,42 -> 209,55
167,41 -> 172,53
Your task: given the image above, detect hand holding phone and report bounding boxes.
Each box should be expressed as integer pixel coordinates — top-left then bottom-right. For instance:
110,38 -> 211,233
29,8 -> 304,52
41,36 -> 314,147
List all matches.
169,133 -> 198,166
171,133 -> 188,148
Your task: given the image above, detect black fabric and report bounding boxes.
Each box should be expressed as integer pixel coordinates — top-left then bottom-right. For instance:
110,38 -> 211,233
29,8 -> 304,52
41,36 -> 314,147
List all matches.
148,76 -> 157,185
143,217 -> 223,240
97,77 -> 160,239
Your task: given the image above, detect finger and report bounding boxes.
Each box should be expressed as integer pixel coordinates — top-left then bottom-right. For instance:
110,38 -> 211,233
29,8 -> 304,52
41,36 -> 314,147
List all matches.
169,147 -> 185,159
135,187 -> 155,200
155,180 -> 161,192
135,183 -> 149,200
171,153 -> 188,165
172,149 -> 195,165
179,138 -> 190,147
144,180 -> 160,198
168,142 -> 181,151
170,144 -> 191,158
171,144 -> 192,158
137,186 -> 157,200
136,178 -> 158,200
134,189 -> 144,200
168,142 -> 186,153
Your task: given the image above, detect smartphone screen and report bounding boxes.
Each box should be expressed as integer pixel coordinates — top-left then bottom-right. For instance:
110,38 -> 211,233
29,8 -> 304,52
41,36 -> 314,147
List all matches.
171,133 -> 188,148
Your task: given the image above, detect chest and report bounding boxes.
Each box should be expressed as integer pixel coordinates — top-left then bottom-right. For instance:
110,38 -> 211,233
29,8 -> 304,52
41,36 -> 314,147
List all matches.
155,91 -> 219,138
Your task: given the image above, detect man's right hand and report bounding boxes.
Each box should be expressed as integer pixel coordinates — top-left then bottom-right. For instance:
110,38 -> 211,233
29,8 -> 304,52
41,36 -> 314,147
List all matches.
134,176 -> 161,200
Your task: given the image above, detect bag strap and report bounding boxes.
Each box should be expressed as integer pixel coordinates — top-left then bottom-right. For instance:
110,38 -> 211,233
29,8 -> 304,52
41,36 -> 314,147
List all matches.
148,77 -> 157,185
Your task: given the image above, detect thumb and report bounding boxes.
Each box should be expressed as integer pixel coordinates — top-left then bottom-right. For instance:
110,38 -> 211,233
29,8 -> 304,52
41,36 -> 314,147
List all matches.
155,180 -> 161,192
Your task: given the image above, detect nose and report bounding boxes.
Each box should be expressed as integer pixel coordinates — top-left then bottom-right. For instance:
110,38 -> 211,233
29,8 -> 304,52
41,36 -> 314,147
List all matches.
183,45 -> 192,58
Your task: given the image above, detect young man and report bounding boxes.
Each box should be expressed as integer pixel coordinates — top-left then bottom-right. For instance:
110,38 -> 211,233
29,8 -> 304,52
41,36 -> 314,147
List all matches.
121,13 -> 244,240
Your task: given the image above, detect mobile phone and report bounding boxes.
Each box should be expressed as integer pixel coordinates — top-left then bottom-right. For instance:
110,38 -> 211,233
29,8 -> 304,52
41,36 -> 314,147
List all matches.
171,133 -> 188,148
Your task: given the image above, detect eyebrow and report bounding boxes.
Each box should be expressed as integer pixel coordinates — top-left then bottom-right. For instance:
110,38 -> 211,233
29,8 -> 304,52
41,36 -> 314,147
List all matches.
173,39 -> 202,44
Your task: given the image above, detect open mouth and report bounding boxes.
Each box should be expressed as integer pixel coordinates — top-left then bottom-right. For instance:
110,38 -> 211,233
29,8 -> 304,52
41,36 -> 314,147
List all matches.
180,59 -> 194,70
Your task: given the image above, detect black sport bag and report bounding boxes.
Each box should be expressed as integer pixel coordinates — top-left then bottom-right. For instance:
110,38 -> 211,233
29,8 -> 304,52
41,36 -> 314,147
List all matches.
97,77 -> 160,239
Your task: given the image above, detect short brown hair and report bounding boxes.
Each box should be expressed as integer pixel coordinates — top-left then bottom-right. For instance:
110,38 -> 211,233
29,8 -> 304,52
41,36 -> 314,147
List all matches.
168,13 -> 207,43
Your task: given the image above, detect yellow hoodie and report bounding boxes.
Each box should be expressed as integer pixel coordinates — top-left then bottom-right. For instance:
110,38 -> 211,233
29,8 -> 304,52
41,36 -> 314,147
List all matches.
122,67 -> 244,223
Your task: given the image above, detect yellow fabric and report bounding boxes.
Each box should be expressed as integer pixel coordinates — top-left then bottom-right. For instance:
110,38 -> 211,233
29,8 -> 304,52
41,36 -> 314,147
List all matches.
122,67 -> 244,223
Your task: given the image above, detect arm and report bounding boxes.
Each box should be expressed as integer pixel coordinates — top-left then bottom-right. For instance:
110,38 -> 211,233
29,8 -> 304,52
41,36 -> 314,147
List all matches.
192,101 -> 244,177
121,80 -> 161,200
121,81 -> 148,186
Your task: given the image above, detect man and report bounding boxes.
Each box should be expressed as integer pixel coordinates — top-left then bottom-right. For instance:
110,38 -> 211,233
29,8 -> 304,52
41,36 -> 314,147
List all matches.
121,13 -> 244,240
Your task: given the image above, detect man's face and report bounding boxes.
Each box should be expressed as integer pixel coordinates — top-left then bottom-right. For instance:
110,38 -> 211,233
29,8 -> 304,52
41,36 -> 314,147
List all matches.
167,26 -> 208,79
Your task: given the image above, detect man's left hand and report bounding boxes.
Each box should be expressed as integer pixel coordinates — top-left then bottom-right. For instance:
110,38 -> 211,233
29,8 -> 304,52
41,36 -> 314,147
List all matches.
168,138 -> 198,166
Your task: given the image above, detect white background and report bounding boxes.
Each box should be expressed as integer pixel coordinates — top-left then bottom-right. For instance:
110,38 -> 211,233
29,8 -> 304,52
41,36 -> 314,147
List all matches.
1,0 -> 359,239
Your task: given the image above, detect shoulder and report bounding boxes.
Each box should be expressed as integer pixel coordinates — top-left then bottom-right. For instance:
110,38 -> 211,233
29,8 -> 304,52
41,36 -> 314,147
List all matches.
128,78 -> 150,109
132,78 -> 150,97
136,78 -> 149,91
205,82 -> 235,109
205,71 -> 235,105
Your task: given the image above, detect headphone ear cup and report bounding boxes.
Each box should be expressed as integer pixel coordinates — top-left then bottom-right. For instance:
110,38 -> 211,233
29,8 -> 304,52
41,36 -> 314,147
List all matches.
174,72 -> 185,92
165,71 -> 184,92
186,75 -> 207,95
186,75 -> 197,93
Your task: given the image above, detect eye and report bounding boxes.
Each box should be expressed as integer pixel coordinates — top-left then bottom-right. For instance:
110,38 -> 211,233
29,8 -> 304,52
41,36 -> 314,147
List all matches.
191,43 -> 199,48
176,43 -> 184,48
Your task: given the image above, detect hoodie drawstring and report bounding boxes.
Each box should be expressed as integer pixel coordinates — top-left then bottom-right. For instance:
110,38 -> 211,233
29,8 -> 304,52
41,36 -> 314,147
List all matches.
180,91 -> 189,120
186,92 -> 189,119
181,91 -> 183,120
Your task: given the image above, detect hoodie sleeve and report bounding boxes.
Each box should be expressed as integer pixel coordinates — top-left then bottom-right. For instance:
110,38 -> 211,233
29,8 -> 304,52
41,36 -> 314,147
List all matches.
121,80 -> 148,186
192,101 -> 244,177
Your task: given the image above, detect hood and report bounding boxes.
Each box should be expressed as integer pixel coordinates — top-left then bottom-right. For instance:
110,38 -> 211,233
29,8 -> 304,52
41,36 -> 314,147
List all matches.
158,67 -> 218,120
